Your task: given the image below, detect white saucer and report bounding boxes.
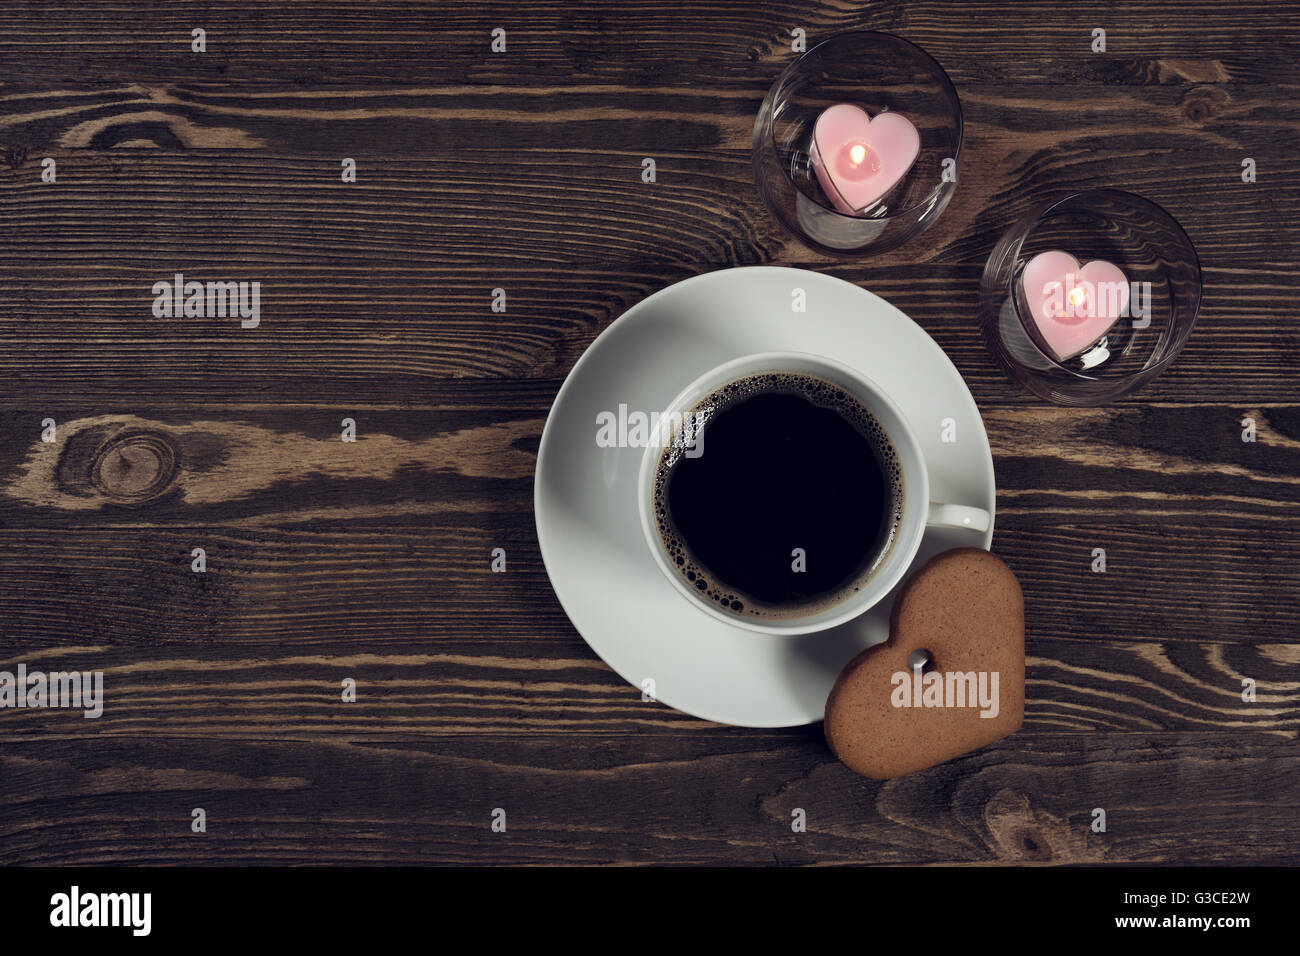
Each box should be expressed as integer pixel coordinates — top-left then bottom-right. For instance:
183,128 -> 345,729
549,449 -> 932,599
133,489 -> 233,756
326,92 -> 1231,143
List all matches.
534,266 -> 995,728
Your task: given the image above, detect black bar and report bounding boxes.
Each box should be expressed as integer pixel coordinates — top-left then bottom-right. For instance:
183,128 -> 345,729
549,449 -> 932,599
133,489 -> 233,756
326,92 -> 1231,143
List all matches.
0,866 -> 1284,943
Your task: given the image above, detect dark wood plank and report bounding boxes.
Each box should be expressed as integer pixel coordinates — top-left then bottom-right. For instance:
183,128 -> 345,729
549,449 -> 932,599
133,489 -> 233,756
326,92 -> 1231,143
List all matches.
1,2 -> 1297,88
0,630 -> 1295,736
1,403 -> 1294,527
1,516 -> 1299,657
1,733 -> 1296,865
0,254 -> 1292,403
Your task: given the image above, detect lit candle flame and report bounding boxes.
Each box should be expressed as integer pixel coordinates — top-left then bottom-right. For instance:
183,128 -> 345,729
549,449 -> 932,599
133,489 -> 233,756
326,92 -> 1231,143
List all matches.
849,143 -> 867,165
1068,287 -> 1087,308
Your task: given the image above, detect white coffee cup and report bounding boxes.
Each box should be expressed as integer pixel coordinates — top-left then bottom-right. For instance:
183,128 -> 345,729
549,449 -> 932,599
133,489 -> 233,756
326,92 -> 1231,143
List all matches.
636,351 -> 990,635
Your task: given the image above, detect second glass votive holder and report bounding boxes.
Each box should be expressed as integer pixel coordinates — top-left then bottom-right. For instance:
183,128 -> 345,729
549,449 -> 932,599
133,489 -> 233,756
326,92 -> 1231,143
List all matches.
979,189 -> 1202,406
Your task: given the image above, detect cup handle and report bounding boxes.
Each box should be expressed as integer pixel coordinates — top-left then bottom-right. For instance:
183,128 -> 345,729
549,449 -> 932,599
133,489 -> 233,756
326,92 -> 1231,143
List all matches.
927,502 -> 992,533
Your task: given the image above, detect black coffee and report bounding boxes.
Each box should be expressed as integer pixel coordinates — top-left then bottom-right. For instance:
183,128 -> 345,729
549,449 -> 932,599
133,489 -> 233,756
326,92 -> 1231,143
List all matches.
653,372 -> 903,619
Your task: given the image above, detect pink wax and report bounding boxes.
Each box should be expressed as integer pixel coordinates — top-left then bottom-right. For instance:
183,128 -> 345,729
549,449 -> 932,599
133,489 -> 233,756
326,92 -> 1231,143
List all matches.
810,104 -> 920,215
1021,250 -> 1130,361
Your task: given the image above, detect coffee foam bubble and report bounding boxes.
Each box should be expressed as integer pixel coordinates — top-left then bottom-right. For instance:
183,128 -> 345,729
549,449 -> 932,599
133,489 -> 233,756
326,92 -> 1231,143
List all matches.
652,371 -> 905,620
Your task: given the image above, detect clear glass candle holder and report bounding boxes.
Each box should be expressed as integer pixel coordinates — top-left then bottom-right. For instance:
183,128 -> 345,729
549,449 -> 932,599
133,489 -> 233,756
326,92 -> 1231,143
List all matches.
752,31 -> 963,255
979,190 -> 1202,405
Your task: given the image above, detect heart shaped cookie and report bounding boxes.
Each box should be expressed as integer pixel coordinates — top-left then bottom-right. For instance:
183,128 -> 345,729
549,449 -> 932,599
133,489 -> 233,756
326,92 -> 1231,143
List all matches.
1021,250 -> 1129,362
824,548 -> 1024,779
811,104 -> 920,214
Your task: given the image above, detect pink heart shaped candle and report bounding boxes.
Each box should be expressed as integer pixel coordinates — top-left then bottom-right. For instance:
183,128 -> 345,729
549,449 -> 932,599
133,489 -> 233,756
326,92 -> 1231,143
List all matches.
810,104 -> 920,215
1021,251 -> 1130,361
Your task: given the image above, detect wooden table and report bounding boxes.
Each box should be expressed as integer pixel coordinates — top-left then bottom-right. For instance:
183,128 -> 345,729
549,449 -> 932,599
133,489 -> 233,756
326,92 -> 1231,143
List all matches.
1,1 -> 1296,866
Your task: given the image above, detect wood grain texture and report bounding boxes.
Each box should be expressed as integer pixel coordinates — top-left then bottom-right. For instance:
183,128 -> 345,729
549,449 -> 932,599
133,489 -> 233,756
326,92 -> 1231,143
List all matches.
2,733 -> 1298,866
0,0 -> 1297,865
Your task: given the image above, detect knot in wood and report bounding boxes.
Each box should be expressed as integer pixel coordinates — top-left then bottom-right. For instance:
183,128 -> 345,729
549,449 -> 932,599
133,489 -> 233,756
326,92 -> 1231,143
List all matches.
90,430 -> 178,501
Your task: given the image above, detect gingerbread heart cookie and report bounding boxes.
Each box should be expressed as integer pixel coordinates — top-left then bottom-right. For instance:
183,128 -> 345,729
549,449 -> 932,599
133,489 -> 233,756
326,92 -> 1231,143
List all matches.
824,548 -> 1025,779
